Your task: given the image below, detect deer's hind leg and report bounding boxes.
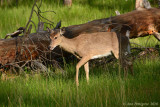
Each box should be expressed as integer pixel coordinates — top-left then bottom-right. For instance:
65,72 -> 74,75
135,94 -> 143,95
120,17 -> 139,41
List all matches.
112,50 -> 122,75
84,62 -> 89,84
126,59 -> 133,76
121,55 -> 133,77
113,50 -> 130,76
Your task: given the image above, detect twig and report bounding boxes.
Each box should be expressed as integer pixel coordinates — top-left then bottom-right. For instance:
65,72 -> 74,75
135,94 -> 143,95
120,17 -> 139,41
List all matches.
40,10 -> 56,14
23,0 -> 38,38
145,35 -> 151,47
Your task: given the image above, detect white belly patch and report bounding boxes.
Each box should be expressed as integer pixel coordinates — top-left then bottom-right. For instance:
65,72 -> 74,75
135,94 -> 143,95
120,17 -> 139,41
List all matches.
91,52 -> 112,59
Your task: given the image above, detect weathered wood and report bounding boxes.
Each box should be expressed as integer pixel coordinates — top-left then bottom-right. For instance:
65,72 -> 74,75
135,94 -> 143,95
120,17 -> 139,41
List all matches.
0,8 -> 160,67
63,8 -> 160,40
0,31 -> 50,66
136,0 -> 151,10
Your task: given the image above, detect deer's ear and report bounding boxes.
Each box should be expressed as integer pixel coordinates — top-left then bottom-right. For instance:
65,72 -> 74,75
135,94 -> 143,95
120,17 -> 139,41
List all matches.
55,21 -> 61,29
60,28 -> 65,36
47,27 -> 51,33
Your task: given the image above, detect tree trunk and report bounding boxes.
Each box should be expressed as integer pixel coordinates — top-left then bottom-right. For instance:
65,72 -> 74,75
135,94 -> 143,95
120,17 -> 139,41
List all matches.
64,0 -> 72,7
64,8 -> 160,40
1,0 -> 3,6
0,8 -> 160,67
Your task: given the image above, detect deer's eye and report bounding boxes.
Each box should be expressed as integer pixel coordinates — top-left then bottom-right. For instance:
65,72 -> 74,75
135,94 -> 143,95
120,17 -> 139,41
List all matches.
54,37 -> 57,39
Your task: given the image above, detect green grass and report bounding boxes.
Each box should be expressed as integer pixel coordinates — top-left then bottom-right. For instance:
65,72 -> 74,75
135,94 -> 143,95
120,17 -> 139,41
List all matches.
0,0 -> 160,106
0,58 -> 159,106
0,0 -> 136,38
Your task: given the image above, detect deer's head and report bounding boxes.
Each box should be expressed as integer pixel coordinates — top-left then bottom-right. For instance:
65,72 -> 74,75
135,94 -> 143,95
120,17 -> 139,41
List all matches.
48,28 -> 65,50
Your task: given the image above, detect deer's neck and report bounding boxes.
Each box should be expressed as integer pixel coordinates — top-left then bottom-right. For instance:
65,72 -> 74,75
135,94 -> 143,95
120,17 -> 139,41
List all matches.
60,37 -> 76,54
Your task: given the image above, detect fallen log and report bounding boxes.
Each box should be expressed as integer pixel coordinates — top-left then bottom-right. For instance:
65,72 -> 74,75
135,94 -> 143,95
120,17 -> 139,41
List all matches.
0,8 -> 160,68
63,8 -> 160,40
0,31 -> 49,66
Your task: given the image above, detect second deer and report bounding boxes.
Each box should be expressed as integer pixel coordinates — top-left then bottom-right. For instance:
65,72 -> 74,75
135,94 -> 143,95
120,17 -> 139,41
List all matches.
48,28 -> 133,86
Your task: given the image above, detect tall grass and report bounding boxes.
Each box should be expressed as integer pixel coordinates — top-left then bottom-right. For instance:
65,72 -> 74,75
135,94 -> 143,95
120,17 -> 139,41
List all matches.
0,58 -> 159,106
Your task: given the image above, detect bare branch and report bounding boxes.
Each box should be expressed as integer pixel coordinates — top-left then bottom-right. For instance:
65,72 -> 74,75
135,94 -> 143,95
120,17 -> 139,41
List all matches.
40,10 -> 56,14
23,0 -> 38,37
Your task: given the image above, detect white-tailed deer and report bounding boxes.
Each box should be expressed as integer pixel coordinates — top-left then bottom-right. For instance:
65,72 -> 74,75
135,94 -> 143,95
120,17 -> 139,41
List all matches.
48,29 -> 133,86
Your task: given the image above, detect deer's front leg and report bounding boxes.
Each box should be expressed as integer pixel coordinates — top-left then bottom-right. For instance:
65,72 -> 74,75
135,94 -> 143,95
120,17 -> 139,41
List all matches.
76,56 -> 91,87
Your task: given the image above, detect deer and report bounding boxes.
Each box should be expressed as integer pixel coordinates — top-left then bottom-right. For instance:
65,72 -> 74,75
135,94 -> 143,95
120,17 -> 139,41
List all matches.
48,28 -> 133,86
